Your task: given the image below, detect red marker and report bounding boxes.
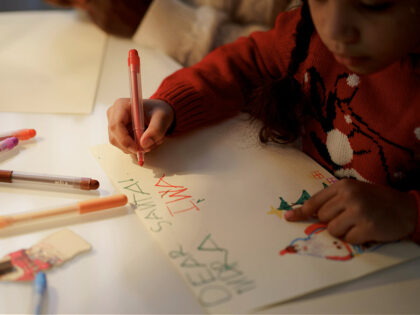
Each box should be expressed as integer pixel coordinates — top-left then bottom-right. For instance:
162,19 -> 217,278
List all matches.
128,49 -> 145,166
0,129 -> 36,141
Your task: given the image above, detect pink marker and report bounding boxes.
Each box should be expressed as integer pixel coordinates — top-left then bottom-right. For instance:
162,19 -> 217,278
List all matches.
0,137 -> 19,152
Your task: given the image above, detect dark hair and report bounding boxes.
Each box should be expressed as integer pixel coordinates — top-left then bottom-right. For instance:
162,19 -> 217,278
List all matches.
244,0 -> 314,144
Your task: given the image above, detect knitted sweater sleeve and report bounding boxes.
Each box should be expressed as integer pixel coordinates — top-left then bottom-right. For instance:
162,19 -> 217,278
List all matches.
150,9 -> 301,134
409,190 -> 420,243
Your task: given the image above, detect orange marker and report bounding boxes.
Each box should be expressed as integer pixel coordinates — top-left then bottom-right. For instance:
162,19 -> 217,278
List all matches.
0,129 -> 36,141
0,194 -> 128,229
128,49 -> 145,166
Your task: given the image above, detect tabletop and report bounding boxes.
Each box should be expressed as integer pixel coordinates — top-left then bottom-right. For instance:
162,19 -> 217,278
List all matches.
0,11 -> 419,315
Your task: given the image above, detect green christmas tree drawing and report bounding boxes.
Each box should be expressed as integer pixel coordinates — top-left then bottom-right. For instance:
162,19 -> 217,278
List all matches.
277,190 -> 311,211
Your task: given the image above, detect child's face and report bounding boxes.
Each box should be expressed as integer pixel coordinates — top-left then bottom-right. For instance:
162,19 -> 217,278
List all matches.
308,0 -> 420,74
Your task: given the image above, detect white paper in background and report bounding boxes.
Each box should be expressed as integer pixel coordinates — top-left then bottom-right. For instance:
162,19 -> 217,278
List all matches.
0,11 -> 107,114
90,115 -> 420,314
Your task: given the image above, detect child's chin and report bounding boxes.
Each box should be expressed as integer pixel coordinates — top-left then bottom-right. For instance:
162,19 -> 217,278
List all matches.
343,62 -> 391,75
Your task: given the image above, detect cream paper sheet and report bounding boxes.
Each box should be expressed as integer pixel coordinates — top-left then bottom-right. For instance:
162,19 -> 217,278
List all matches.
0,11 -> 106,114
90,115 -> 420,314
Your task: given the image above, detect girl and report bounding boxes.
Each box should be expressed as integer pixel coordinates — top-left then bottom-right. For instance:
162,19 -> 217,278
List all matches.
107,0 -> 420,245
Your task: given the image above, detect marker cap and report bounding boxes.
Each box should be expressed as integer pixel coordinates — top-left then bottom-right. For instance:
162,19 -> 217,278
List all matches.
16,129 -> 36,140
80,178 -> 100,190
0,170 -> 13,183
128,49 -> 140,72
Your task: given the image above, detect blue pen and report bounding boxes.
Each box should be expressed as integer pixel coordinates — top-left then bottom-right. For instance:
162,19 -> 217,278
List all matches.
33,271 -> 47,315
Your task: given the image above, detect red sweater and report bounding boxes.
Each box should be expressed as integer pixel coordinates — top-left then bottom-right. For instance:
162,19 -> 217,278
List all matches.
152,8 -> 420,242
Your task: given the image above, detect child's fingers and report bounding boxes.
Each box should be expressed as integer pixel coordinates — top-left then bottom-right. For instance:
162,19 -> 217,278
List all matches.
108,98 -> 173,154
283,207 -> 306,221
108,126 -> 137,154
317,196 -> 346,222
107,98 -> 131,123
342,226 -> 367,245
140,135 -> 164,153
107,98 -> 138,154
326,210 -> 356,239
140,100 -> 174,152
284,186 -> 337,221
140,117 -> 167,152
111,126 -> 138,154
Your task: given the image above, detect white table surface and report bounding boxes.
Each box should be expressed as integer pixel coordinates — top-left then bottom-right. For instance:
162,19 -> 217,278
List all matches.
0,12 -> 419,315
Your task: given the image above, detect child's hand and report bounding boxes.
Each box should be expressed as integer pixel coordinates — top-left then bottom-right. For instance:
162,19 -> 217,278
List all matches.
107,98 -> 174,155
284,179 -> 418,244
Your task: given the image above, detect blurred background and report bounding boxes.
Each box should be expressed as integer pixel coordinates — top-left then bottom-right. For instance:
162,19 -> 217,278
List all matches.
0,0 -> 63,11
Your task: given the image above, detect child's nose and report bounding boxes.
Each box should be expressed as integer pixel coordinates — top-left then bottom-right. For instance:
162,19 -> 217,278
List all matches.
325,3 -> 360,46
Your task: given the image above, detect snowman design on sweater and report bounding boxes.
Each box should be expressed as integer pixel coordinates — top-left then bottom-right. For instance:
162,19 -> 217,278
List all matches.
301,67 -> 417,186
